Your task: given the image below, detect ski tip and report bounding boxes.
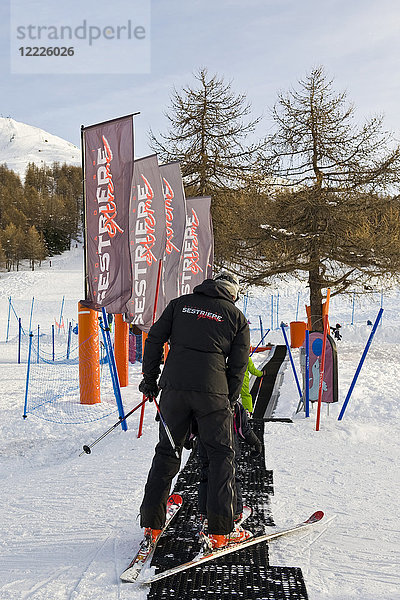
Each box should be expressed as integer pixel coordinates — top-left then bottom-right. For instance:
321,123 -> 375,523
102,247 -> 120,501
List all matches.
169,493 -> 183,506
307,510 -> 324,523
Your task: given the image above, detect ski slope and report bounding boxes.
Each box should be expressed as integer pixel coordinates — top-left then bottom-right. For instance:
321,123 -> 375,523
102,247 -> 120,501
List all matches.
0,249 -> 399,600
0,117 -> 80,179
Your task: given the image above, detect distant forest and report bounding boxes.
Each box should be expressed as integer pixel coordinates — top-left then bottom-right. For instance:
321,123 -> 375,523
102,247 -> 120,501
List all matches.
0,163 -> 82,271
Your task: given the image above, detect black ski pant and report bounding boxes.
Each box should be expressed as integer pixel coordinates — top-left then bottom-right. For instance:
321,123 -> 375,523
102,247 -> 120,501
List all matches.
197,437 -> 243,519
140,388 -> 236,535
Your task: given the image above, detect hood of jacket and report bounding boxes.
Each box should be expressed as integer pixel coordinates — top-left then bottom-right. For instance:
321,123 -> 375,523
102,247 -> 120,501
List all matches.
193,278 -> 235,304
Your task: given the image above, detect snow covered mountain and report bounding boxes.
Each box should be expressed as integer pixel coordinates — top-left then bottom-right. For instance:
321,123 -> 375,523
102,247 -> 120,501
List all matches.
0,117 -> 80,179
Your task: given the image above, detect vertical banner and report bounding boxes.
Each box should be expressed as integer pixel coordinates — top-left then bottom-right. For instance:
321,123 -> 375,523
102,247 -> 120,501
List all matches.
207,209 -> 214,279
82,114 -> 134,313
159,162 -> 187,308
179,196 -> 214,296
126,155 -> 166,332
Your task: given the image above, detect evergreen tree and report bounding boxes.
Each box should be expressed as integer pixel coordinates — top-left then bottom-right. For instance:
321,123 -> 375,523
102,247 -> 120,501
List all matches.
149,68 -> 263,261
237,67 -> 400,330
25,225 -> 47,271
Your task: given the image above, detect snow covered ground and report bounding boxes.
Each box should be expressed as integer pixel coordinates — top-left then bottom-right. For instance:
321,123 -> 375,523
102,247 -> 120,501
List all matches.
0,117 -> 80,179
0,248 -> 399,599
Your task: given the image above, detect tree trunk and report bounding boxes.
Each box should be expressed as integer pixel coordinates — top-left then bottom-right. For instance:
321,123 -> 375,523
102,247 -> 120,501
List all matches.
308,266 -> 323,332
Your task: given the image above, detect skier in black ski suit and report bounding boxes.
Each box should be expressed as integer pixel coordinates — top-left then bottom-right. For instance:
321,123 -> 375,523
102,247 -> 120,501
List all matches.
139,273 -> 250,546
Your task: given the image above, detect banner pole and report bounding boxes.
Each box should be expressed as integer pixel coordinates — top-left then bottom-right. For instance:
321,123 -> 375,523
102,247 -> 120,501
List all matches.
138,259 -> 163,439
80,125 -> 89,300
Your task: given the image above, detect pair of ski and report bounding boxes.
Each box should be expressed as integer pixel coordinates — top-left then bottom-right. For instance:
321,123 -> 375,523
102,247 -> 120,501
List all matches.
120,493 -> 324,585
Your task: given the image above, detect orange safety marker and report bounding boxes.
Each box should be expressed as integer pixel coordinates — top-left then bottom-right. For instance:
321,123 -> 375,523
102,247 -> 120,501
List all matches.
114,314 -> 129,387
289,321 -> 307,348
78,302 -> 101,405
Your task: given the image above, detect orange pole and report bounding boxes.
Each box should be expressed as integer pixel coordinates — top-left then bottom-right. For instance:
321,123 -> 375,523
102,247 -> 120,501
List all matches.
114,314 -> 129,387
78,302 -> 101,405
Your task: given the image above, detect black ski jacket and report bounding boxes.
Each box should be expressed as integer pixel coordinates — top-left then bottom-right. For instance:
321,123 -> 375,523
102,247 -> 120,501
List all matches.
142,279 -> 250,401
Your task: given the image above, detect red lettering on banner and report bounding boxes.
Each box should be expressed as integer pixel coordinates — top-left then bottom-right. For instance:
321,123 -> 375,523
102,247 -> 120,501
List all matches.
180,208 -> 203,295
163,177 -> 179,254
98,136 -> 124,238
187,210 -> 203,274
94,134 -> 124,303
136,175 -> 157,266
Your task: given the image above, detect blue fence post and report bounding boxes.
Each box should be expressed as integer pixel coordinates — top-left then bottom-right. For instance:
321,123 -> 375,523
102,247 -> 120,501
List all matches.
271,295 -> 274,330
37,325 -> 40,363
305,329 -> 310,417
59,295 -> 65,334
338,308 -> 384,420
281,324 -> 303,403
276,293 -> 280,329
101,308 -> 127,431
52,325 -> 55,361
18,318 -> 22,364
23,332 -> 34,418
6,297 -> 11,342
243,292 -> 248,317
29,297 -> 35,334
67,322 -> 72,359
295,291 -> 300,322
259,315 -> 263,340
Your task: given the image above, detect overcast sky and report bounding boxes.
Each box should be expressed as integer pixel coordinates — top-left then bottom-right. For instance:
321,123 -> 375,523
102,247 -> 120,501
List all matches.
1,0 -> 400,157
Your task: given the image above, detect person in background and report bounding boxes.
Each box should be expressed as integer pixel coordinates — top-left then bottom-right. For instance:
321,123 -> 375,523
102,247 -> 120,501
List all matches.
138,271 -> 250,550
240,355 -> 263,415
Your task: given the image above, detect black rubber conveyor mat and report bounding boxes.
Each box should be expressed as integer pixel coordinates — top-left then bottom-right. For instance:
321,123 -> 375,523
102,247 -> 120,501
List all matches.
252,346 -> 287,419
147,419 -> 309,600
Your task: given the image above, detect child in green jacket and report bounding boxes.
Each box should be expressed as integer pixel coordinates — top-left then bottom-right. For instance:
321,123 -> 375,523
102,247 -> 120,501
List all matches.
240,356 -> 263,414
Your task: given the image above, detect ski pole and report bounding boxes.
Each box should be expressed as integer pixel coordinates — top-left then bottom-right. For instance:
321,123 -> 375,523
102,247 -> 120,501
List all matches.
79,397 -> 148,456
152,397 -> 180,459
250,329 -> 270,356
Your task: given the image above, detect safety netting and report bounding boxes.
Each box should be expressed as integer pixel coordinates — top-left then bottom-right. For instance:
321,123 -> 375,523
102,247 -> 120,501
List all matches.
22,332 -> 118,424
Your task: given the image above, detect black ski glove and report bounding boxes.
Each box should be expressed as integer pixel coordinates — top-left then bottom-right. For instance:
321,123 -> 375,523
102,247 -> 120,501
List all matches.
139,377 -> 159,401
250,439 -> 263,458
